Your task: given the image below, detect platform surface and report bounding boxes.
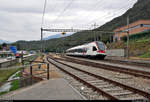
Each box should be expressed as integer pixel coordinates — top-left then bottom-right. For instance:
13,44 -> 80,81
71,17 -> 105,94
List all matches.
0,78 -> 86,100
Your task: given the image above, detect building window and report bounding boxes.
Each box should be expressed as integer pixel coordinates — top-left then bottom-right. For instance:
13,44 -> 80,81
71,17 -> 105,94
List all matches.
140,24 -> 143,27
114,36 -> 118,42
143,24 -> 150,27
121,24 -> 142,32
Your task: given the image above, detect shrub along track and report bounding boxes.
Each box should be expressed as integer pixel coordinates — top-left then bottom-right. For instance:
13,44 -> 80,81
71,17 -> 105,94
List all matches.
47,56 -> 150,100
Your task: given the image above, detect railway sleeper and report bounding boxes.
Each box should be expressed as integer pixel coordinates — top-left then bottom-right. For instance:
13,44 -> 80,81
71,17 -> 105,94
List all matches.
93,95 -> 106,100
97,84 -> 115,89
77,75 -> 89,78
81,87 -> 93,92
91,82 -> 109,86
84,91 -> 103,99
120,96 -> 148,100
111,91 -> 133,96
117,94 -> 147,100
87,80 -> 105,83
83,78 -> 100,82
71,82 -> 83,85
104,87 -> 123,92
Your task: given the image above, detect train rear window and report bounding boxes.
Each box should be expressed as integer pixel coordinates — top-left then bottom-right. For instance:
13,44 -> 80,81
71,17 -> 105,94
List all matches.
97,42 -> 105,50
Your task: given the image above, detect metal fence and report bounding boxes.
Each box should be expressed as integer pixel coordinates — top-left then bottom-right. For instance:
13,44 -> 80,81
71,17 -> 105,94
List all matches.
0,61 -> 50,96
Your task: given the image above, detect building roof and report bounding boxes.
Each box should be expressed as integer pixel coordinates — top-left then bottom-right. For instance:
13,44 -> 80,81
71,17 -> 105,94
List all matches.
114,19 -> 150,32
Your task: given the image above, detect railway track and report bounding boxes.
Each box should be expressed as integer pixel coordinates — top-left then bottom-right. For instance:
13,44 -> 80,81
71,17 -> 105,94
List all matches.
47,56 -> 150,100
104,58 -> 150,68
58,56 -> 150,79
67,56 -> 150,68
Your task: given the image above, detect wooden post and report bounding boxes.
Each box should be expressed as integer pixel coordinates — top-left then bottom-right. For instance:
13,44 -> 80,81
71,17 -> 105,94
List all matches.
47,63 -> 49,80
30,64 -> 33,84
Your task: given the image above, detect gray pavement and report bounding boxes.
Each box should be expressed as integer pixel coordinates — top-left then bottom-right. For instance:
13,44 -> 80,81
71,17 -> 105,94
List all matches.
0,78 -> 86,100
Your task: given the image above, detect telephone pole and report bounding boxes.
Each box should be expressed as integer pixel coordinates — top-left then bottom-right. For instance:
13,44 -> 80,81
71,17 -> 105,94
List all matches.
127,16 -> 130,59
92,23 -> 99,41
41,28 -> 43,53
94,23 -> 96,41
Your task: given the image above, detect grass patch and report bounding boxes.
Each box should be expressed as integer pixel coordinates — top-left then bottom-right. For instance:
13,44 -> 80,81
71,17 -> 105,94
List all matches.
0,71 -> 22,96
15,71 -> 22,78
0,69 -> 21,96
24,54 -> 38,65
37,53 -> 42,57
10,80 -> 20,91
0,69 -> 20,83
136,37 -> 150,43
139,52 -> 150,58
0,80 -> 20,95
10,71 -> 21,91
0,91 -> 7,95
107,35 -> 150,57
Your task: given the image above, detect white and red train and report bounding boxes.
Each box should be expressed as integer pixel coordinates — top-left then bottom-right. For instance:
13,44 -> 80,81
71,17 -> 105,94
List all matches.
66,41 -> 107,59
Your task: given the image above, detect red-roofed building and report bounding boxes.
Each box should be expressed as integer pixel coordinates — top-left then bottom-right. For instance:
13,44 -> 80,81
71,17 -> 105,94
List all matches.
113,20 -> 150,42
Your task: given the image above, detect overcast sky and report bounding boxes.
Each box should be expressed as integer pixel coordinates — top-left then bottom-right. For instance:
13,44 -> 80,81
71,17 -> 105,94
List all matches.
0,0 -> 137,42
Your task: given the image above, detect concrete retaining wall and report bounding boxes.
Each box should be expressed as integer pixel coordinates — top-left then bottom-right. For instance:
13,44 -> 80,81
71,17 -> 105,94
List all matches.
0,54 -> 36,68
106,49 -> 125,57
0,58 -> 19,68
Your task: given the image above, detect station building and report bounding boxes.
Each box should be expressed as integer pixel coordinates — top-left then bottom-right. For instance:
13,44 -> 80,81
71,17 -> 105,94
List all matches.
113,19 -> 150,42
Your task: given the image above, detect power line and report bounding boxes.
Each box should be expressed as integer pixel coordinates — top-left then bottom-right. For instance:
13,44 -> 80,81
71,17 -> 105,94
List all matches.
41,0 -> 47,28
53,0 -> 74,24
73,0 -> 106,28
74,0 -> 120,28
43,0 -> 134,32
82,0 -> 133,26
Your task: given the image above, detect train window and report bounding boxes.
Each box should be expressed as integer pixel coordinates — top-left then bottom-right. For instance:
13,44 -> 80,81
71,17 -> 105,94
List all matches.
93,46 -> 97,51
83,48 -> 87,53
83,48 -> 86,53
97,42 -> 105,50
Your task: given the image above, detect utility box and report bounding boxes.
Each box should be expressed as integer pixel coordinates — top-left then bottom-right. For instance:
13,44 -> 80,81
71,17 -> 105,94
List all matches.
106,49 -> 125,57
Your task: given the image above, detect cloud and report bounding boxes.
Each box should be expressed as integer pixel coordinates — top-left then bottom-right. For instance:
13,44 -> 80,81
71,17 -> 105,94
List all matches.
0,0 -> 137,42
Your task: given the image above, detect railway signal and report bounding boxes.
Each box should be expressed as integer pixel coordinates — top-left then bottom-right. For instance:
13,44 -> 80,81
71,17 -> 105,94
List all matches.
62,32 -> 66,36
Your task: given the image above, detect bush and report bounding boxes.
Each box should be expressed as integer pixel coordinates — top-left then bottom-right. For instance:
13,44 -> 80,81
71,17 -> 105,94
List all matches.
120,30 -> 150,41
139,52 -> 150,58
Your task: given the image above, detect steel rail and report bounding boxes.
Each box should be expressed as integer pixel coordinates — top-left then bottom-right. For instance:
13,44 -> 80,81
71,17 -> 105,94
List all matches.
62,56 -> 150,79
47,57 -> 118,100
48,56 -> 150,99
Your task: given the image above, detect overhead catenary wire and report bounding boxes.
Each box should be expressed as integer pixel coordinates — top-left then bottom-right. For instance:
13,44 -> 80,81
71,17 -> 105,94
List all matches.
73,0 -> 122,29
42,0 -> 135,34
83,0 -> 133,27
72,0 -> 134,42
73,0 -> 110,28
52,0 -> 74,25
68,0 -> 104,28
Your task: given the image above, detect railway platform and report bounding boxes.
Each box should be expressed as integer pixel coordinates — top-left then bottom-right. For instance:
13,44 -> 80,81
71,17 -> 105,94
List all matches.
0,78 -> 86,100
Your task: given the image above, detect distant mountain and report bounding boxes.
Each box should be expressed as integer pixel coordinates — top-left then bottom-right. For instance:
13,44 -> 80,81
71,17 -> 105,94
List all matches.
43,33 -> 73,40
0,39 -> 12,44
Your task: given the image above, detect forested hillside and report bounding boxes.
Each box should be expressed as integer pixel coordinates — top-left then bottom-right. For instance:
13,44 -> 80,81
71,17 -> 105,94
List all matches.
11,0 -> 150,52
